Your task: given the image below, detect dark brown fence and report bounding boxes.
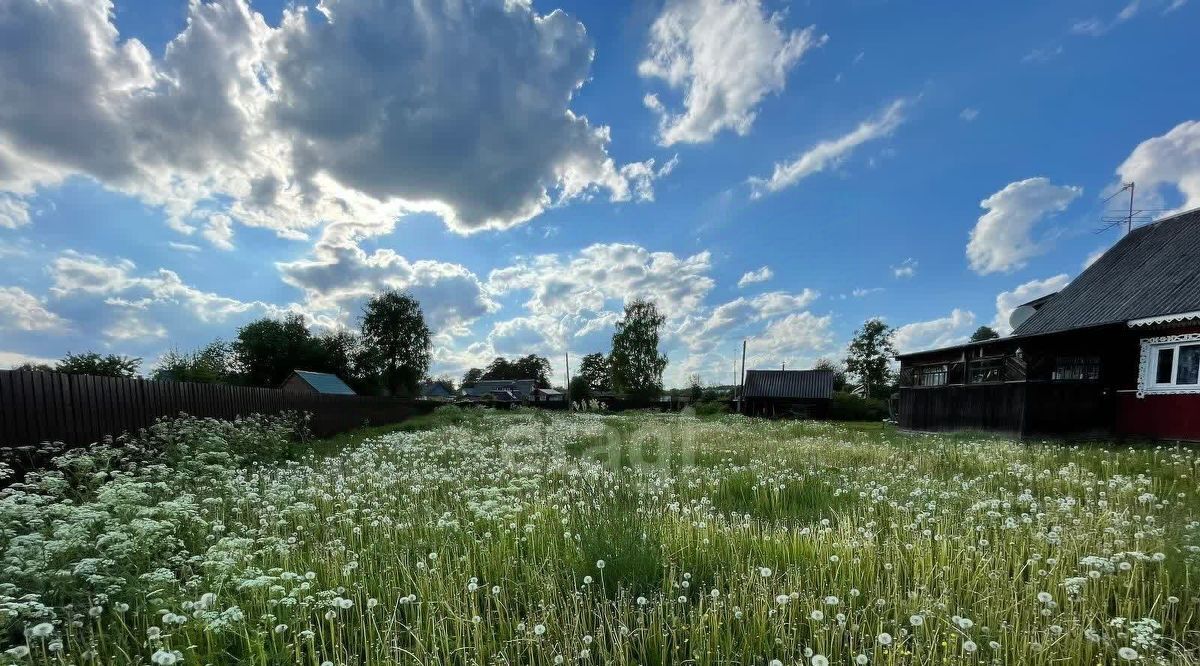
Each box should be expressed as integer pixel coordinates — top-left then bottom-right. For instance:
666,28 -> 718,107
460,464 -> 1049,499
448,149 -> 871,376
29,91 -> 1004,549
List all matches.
0,370 -> 436,449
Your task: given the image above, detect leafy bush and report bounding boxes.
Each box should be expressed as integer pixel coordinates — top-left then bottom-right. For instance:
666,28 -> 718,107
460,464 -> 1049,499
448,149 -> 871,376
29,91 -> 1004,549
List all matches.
829,390 -> 888,421
692,400 -> 729,417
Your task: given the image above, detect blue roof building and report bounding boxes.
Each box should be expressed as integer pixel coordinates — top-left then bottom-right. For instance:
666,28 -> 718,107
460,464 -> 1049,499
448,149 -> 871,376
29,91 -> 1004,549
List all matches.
282,370 -> 357,396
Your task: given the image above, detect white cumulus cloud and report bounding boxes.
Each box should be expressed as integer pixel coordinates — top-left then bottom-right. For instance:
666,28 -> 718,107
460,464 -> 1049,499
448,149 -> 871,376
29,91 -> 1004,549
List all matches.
639,0 -> 826,146
0,286 -> 69,332
966,177 -> 1082,275
1117,120 -> 1200,214
0,0 -> 666,242
894,308 -> 976,353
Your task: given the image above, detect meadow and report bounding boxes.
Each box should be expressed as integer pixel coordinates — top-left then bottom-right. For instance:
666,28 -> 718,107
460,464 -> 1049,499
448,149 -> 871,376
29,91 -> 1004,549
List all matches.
1,408 -> 1198,665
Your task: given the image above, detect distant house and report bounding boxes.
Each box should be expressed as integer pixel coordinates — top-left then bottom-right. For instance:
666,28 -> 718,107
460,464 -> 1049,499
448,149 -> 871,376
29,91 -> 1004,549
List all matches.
740,369 -> 834,418
462,379 -> 538,402
419,381 -> 456,401
897,206 -> 1200,441
282,370 -> 356,396
533,387 -> 564,403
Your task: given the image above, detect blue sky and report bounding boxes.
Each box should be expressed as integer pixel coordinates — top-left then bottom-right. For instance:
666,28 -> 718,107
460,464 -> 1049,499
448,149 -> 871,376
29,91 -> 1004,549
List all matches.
1,0 -> 1198,387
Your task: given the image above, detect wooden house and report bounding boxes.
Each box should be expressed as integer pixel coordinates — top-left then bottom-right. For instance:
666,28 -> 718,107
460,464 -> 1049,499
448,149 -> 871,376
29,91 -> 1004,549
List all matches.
897,207 -> 1200,440
740,369 -> 834,418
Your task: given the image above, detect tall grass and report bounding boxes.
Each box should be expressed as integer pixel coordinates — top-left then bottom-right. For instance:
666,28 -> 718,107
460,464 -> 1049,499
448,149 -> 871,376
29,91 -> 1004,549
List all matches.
1,410 -> 1197,664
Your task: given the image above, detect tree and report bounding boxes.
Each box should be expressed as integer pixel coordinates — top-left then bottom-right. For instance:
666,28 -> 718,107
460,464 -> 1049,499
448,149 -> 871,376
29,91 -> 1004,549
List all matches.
687,373 -> 703,402
813,358 -> 848,391
152,340 -> 231,383
11,362 -> 53,372
610,299 -> 668,400
315,330 -> 360,381
514,354 -> 552,388
461,367 -> 484,388
477,355 -> 552,387
359,291 -> 432,397
969,326 -> 1000,342
56,352 -> 141,378
577,353 -> 612,392
232,314 -> 322,387
844,319 -> 897,400
568,375 -> 592,404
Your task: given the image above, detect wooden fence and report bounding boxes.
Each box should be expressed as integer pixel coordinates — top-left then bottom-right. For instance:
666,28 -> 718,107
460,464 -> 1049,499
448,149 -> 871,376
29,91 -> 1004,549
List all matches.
0,370 -> 436,449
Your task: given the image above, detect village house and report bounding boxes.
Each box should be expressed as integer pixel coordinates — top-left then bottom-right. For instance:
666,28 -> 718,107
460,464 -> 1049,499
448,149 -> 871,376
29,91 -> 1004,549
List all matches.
897,207 -> 1200,441
419,381 -> 456,401
461,379 -> 539,403
281,370 -> 357,396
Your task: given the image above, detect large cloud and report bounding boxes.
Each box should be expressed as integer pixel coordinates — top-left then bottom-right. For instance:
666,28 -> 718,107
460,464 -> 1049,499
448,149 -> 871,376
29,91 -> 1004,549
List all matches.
1117,120 -> 1200,214
277,232 -> 498,335
639,0 -> 826,146
966,177 -> 1082,274
0,0 -> 665,241
489,243 -> 716,323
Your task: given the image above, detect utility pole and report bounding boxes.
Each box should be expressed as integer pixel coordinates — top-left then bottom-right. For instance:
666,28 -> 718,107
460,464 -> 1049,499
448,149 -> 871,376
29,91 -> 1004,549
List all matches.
738,339 -> 747,414
564,351 -> 571,408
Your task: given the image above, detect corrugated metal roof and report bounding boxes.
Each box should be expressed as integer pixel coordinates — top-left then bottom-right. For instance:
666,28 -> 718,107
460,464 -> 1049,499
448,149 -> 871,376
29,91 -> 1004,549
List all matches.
742,370 -> 834,399
293,370 -> 357,395
1014,207 -> 1200,336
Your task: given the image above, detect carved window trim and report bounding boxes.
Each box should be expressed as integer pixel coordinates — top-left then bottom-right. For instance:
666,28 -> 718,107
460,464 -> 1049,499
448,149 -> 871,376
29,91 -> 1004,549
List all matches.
1137,334 -> 1200,398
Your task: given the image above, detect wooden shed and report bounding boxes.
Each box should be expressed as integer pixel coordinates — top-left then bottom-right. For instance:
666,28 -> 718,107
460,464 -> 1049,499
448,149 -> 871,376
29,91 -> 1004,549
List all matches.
740,369 -> 834,418
281,370 -> 357,396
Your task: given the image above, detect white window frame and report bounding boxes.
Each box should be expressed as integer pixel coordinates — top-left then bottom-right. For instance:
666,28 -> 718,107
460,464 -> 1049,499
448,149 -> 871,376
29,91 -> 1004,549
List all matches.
1137,334 -> 1200,397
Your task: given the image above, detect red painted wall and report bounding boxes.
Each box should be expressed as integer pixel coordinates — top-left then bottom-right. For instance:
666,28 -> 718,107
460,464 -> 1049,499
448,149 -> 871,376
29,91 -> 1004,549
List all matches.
1117,393 -> 1200,441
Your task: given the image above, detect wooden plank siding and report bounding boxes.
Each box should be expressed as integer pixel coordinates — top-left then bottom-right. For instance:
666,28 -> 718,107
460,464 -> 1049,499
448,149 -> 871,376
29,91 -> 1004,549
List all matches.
0,370 -> 435,449
898,381 -> 1112,438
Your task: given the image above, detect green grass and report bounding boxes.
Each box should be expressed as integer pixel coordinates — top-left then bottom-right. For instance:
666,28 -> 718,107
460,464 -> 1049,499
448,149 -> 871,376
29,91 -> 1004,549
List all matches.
2,410 -> 1199,665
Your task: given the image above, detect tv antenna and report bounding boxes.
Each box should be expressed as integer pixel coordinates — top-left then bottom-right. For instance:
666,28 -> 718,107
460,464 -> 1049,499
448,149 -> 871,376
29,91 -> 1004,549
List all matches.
1095,182 -> 1166,235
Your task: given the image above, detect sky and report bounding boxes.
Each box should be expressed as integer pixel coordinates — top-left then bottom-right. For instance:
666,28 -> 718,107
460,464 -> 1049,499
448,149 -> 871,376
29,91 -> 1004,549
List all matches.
0,0 -> 1198,388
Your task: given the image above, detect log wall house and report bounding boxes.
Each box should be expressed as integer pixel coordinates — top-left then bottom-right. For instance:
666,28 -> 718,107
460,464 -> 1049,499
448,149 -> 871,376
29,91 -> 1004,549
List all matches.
897,207 -> 1200,441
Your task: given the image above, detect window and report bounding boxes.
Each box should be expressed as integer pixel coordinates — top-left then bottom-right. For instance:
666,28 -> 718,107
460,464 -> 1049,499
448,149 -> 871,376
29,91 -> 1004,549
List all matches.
1139,335 -> 1200,396
1052,356 -> 1100,381
915,364 -> 948,387
968,357 -> 1005,384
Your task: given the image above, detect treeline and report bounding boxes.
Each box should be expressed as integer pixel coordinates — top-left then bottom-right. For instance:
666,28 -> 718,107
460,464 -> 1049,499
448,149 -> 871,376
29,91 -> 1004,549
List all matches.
14,291 -> 435,398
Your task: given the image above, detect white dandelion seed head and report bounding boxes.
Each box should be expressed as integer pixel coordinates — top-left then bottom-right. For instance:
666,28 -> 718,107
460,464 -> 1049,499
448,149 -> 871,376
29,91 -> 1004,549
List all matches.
29,622 -> 54,638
